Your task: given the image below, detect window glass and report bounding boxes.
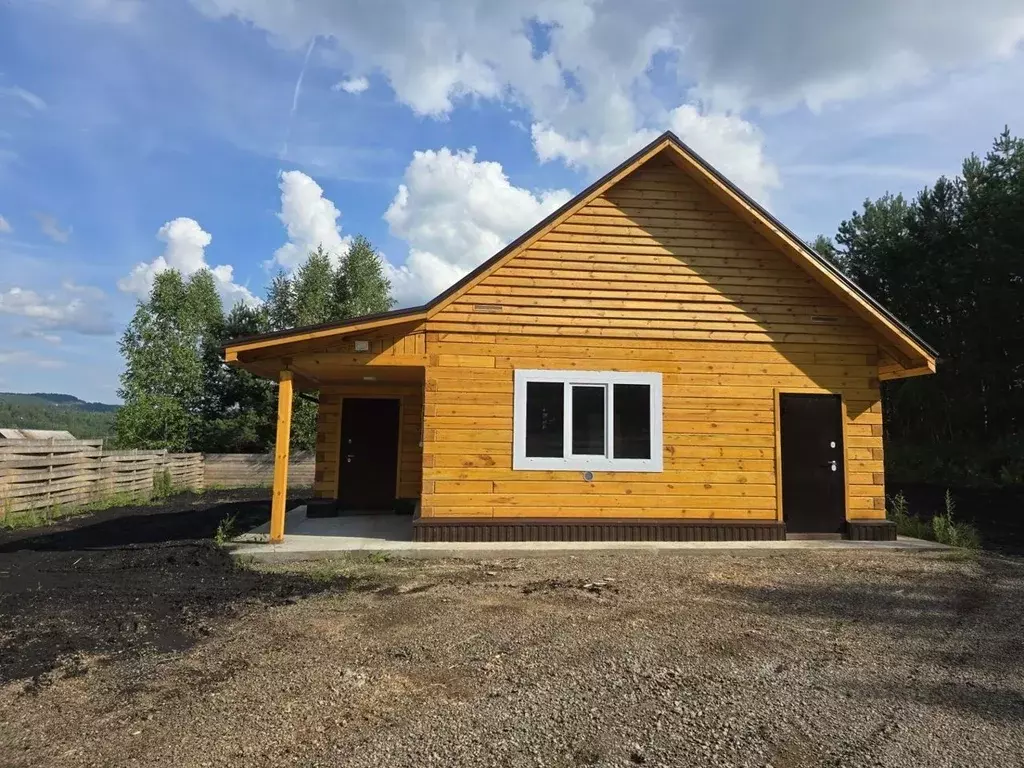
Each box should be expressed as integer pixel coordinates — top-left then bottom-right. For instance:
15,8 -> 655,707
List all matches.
525,381 -> 564,457
514,370 -> 662,471
613,384 -> 651,459
571,385 -> 606,455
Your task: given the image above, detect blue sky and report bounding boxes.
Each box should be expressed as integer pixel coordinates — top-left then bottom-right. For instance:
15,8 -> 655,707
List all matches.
1,0 -> 1023,402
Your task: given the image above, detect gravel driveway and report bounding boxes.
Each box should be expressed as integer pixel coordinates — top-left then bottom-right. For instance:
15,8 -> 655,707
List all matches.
2,546 -> 1023,767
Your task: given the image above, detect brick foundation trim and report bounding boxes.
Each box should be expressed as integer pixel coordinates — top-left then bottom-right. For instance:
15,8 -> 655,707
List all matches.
846,519 -> 897,541
412,517 -> 786,543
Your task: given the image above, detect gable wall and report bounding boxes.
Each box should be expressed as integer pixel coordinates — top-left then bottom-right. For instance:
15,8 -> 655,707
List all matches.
420,155 -> 886,522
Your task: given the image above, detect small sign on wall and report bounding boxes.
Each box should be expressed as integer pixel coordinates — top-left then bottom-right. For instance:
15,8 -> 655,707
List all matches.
354,340 -> 370,352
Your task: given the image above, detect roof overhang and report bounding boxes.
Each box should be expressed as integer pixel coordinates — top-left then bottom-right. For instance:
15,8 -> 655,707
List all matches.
223,308 -> 427,362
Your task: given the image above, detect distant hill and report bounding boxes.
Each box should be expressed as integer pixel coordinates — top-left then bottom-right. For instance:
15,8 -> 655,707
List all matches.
0,392 -> 119,413
0,392 -> 119,439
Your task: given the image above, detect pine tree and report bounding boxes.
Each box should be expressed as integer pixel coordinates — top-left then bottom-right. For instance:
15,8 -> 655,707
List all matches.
828,129 -> 1024,484
266,271 -> 296,331
810,234 -> 844,271
292,244 -> 339,325
340,235 -> 395,317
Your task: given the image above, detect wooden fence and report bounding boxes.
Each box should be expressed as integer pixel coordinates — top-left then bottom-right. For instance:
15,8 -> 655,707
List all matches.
203,452 -> 315,488
0,441 -> 313,517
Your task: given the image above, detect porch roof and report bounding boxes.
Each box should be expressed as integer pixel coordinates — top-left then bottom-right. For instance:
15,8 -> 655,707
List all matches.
224,318 -> 427,390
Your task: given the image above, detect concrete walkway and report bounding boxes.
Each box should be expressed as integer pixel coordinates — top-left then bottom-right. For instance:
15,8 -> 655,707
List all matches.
230,506 -> 949,562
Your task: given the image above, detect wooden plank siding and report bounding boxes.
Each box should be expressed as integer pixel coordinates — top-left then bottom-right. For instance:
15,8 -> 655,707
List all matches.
314,383 -> 424,500
419,155 -> 886,522
234,327 -> 427,387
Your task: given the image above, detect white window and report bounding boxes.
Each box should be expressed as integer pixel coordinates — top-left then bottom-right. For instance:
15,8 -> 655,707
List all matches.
513,370 -> 663,472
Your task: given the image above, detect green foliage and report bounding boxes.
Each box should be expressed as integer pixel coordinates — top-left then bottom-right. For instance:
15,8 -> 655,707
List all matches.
0,393 -> 116,438
112,393 -> 191,451
201,302 -> 277,452
887,437 -> 1024,489
292,245 -> 338,326
213,512 -> 238,546
115,269 -> 225,451
886,491 -> 981,549
886,492 -> 931,539
341,235 -> 395,317
0,392 -> 117,412
266,272 -> 297,330
114,236 -> 395,454
931,491 -> 982,549
828,129 -> 1024,487
153,468 -> 174,499
809,234 -> 842,268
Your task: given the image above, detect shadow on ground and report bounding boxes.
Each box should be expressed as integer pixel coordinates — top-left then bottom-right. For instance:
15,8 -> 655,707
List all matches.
0,489 -> 373,686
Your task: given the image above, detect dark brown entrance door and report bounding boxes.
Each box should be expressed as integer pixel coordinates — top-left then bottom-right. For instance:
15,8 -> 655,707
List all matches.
779,393 -> 846,534
337,397 -> 401,511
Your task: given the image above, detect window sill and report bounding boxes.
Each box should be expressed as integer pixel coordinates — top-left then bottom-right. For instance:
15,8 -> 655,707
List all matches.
512,456 -> 662,472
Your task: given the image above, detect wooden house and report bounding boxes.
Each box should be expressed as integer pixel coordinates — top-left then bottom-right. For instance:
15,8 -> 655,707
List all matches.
224,132 -> 937,543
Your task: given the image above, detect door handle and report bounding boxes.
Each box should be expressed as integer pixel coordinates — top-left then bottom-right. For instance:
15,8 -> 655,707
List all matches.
827,460 -> 837,472
346,454 -> 356,463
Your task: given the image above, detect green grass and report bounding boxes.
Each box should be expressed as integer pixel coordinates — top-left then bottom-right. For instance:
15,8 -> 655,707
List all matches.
0,485 -> 207,532
0,492 -> 143,531
887,490 -> 981,549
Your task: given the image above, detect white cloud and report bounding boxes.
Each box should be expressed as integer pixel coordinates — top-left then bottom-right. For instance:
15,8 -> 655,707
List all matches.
531,125 -> 652,175
677,1 -> 1024,112
532,105 -> 780,203
267,147 -> 570,306
0,350 -> 65,369
188,0 -> 1024,189
271,170 -> 352,271
0,86 -> 46,111
334,76 -> 370,94
0,215 -> 11,234
17,329 -> 62,344
383,147 -> 571,304
34,213 -> 71,243
667,106 -> 780,201
118,217 -> 259,307
0,285 -> 114,336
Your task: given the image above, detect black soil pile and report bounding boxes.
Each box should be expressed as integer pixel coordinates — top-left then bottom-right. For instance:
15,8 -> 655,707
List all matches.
0,490 -> 335,685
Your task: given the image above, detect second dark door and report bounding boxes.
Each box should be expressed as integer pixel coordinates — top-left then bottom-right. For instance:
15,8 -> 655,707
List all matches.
337,397 -> 401,511
779,393 -> 846,534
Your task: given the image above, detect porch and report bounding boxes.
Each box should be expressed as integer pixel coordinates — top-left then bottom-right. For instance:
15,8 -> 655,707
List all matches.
229,504 -> 946,562
223,315 -> 427,543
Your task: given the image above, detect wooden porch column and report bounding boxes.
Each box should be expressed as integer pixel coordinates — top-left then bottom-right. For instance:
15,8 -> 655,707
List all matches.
270,370 -> 293,543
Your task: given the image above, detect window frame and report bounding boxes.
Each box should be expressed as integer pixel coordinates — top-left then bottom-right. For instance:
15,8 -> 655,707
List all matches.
513,369 -> 663,472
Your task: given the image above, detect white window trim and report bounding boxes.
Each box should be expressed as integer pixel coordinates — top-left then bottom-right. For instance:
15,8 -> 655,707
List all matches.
513,369 -> 663,472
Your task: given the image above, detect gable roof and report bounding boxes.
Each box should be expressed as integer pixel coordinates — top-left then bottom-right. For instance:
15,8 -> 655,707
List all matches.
226,132 -> 937,368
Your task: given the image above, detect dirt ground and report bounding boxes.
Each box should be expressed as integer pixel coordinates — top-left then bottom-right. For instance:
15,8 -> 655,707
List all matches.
2,495 -> 1024,767
0,489 -> 320,683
